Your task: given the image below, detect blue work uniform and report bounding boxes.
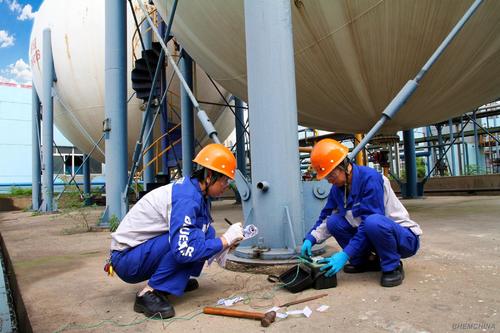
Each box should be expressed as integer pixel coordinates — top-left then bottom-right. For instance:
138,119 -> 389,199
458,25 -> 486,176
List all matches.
305,164 -> 421,272
110,177 -> 223,296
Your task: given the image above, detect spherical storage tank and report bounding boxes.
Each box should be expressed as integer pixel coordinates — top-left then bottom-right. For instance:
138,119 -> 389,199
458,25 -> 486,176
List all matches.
154,0 -> 500,133
30,0 -> 234,165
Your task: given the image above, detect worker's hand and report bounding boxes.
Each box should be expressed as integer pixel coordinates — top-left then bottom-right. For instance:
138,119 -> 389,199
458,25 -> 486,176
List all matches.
318,251 -> 349,277
222,222 -> 243,247
301,239 -> 313,258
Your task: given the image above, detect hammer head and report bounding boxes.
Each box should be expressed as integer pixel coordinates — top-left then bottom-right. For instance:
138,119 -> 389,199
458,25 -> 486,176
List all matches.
261,311 -> 276,327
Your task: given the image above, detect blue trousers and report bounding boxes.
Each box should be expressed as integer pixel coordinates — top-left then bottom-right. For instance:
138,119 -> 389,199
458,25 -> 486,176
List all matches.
326,213 -> 420,271
111,233 -> 205,296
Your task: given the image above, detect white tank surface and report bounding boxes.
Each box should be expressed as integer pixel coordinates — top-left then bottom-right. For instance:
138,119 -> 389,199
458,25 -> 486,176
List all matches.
154,0 -> 500,133
30,0 -> 233,164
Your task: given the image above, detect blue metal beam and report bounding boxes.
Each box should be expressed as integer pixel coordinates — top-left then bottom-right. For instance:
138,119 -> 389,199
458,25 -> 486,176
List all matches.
141,20 -> 155,186
83,154 -> 91,206
234,97 -> 246,177
40,28 -> 54,212
448,119 -> 456,176
102,0 -> 128,224
180,50 -> 194,177
403,129 -> 418,198
31,85 -> 41,211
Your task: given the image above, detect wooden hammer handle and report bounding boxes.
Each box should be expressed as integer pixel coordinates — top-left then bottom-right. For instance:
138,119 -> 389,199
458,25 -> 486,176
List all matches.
203,307 -> 264,320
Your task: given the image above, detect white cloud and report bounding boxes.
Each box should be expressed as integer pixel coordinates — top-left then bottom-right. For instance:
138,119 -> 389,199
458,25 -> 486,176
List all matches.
8,0 -> 20,12
17,4 -> 36,20
0,30 -> 15,48
0,59 -> 32,84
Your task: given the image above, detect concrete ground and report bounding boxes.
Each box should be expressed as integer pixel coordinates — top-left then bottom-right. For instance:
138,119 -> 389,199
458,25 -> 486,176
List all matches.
0,196 -> 498,333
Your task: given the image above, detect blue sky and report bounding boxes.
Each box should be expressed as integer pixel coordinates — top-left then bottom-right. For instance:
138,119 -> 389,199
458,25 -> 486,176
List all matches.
0,0 -> 43,85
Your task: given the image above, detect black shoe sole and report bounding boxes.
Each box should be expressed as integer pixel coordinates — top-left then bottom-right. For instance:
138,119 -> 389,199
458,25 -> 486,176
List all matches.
381,265 -> 405,287
134,303 -> 175,319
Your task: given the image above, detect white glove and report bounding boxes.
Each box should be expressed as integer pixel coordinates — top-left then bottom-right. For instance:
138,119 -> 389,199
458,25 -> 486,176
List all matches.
222,222 -> 244,246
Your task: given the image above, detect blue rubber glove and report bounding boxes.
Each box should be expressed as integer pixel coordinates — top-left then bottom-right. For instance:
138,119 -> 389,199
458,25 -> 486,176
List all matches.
318,251 -> 349,277
301,240 -> 313,258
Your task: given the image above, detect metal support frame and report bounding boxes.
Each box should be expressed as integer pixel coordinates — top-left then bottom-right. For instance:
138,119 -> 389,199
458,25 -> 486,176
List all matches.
40,28 -> 55,212
234,97 -> 246,177
436,124 -> 445,176
32,86 -> 41,210
141,20 -> 155,187
349,0 -> 483,160
403,129 -> 418,198
101,0 -> 128,225
159,21 -> 170,176
448,119 -> 456,175
83,154 -> 91,206
180,50 -> 194,177
234,0 -> 303,259
473,110 -> 480,168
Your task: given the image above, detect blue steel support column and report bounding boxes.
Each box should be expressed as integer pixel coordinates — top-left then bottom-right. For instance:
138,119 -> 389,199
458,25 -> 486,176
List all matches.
141,20 -> 154,187
436,124 -> 445,176
426,127 -> 432,175
234,97 -> 246,177
448,119 -> 456,176
180,50 -> 194,177
83,154 -> 91,206
159,21 -> 169,176
403,129 -> 418,198
473,111 -> 480,171
41,28 -> 54,212
31,86 -> 41,210
236,0 -> 303,258
102,0 -> 128,224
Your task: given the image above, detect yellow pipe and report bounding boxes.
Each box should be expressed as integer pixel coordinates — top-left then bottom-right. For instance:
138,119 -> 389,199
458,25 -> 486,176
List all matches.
354,133 -> 365,166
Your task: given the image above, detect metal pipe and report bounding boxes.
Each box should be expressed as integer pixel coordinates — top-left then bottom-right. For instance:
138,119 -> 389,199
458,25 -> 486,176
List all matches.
354,133 -> 365,165
41,28 -> 54,212
448,119 -> 456,176
349,0 -> 483,160
473,111 -> 480,171
235,97 -> 246,177
436,124 -> 445,176
83,154 -> 91,206
180,50 -> 194,176
31,86 -> 41,211
140,19 -> 155,187
102,0 -> 128,224
159,21 -> 170,176
403,129 -> 418,198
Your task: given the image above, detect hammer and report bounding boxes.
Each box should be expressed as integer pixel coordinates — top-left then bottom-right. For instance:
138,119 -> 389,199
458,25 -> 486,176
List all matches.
203,307 -> 276,327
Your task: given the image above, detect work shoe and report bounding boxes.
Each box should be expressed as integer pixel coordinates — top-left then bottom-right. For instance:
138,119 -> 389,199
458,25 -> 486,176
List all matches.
343,259 -> 381,274
380,262 -> 405,287
134,290 -> 175,319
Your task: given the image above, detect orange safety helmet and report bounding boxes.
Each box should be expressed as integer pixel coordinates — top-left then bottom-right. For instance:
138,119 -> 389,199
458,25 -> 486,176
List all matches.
310,139 -> 349,180
193,143 -> 236,180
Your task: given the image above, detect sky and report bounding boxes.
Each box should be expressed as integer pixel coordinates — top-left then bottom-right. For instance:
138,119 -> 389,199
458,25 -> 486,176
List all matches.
0,0 -> 43,85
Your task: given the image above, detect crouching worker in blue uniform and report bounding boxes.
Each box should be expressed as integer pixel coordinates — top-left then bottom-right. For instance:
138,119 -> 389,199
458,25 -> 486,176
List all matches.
109,144 -> 244,318
301,139 -> 422,287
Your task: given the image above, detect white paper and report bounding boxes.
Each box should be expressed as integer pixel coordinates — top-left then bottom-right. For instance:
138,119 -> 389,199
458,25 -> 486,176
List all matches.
216,296 -> 244,307
303,306 -> 312,318
316,305 -> 329,312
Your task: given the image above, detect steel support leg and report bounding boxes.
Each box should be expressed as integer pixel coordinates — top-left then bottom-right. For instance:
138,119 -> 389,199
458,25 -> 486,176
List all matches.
235,0 -> 303,259
83,154 -> 91,206
403,129 -> 418,198
32,86 -> 41,210
40,28 -> 54,212
180,50 -> 194,177
102,0 -> 128,225
448,119 -> 456,176
235,97 -> 246,177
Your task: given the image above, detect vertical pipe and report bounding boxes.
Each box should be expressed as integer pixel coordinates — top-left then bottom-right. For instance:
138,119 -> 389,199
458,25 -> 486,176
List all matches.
354,134 -> 365,166
456,123 -> 463,175
234,97 -> 246,177
425,127 -> 431,175
31,86 -> 41,210
159,21 -> 170,176
103,0 -> 128,224
403,129 -> 418,198
41,28 -> 54,212
461,115 -> 467,174
83,154 -> 91,206
436,124 -> 445,176
141,20 -> 154,187
448,119 -> 456,176
180,50 -> 194,177
241,0 -> 302,253
473,111 -> 480,173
